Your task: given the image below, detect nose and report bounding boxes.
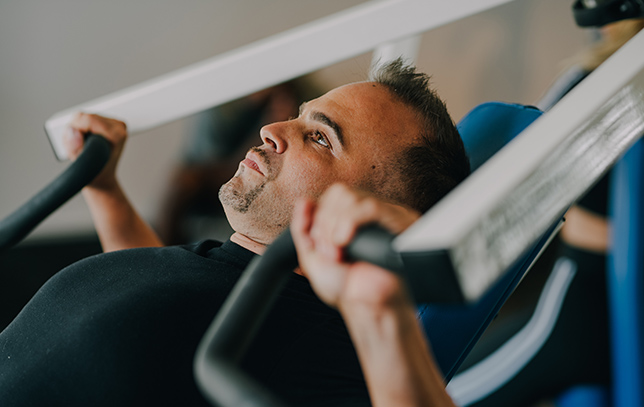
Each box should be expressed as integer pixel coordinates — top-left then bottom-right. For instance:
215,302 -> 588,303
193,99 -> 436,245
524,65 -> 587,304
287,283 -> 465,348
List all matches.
260,122 -> 288,154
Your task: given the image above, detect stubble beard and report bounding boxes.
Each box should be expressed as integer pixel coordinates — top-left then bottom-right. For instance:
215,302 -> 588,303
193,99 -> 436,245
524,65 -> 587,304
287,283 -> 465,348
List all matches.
218,147 -> 294,239
219,147 -> 273,214
218,179 -> 266,214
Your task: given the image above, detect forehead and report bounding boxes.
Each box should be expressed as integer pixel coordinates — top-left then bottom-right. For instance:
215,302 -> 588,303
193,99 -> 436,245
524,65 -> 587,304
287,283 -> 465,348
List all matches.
305,82 -> 422,150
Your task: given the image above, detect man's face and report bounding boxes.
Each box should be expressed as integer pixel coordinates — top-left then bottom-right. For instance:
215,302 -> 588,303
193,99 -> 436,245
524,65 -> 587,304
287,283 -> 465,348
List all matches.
220,82 -> 422,244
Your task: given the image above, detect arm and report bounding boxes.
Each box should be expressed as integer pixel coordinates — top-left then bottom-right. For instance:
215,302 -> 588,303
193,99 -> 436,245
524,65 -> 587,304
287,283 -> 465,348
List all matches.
560,205 -> 609,252
291,184 -> 457,407
65,113 -> 163,252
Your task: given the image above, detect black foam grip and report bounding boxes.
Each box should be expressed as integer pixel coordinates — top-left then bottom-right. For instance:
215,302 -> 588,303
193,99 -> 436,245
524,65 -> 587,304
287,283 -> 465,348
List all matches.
0,134 -> 111,252
346,224 -> 403,273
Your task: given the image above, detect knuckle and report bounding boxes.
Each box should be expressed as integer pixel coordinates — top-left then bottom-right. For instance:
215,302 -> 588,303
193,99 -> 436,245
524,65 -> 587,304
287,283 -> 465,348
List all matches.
360,198 -> 379,216
327,183 -> 345,197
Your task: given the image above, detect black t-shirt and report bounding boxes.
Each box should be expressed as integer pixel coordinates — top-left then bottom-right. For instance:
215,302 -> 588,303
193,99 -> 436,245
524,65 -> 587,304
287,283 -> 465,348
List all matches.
0,240 -> 370,406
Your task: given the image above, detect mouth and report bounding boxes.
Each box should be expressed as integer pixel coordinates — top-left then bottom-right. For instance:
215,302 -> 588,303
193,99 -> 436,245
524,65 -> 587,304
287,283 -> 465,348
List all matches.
241,152 -> 265,176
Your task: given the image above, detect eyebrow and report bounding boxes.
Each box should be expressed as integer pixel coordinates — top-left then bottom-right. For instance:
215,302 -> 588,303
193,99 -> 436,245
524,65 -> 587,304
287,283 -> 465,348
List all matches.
299,102 -> 345,147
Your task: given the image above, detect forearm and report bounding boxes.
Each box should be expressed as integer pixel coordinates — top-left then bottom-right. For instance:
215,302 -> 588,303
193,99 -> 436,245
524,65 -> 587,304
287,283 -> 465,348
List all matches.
83,183 -> 163,252
341,299 -> 457,407
560,205 -> 609,252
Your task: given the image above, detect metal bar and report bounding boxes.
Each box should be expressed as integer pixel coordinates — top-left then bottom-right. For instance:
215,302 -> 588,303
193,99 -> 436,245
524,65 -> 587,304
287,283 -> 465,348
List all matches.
44,0 -> 513,161
194,226 -> 403,407
0,135 -> 111,252
395,29 -> 644,302
194,231 -> 297,407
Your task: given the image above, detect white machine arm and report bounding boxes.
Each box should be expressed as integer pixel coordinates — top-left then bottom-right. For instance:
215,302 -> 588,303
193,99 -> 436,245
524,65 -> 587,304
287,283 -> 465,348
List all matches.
396,29 -> 644,302
44,0 -> 512,161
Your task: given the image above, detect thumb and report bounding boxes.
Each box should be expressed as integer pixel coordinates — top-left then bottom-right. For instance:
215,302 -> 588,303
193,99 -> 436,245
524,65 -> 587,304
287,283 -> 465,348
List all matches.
63,127 -> 84,161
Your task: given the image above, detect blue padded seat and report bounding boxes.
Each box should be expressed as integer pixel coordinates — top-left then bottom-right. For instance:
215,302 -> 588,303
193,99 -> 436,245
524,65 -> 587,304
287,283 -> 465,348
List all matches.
416,102 -> 546,381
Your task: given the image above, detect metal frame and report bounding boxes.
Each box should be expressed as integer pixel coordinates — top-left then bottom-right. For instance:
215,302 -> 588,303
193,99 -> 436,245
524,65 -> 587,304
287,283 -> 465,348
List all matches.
396,29 -> 644,302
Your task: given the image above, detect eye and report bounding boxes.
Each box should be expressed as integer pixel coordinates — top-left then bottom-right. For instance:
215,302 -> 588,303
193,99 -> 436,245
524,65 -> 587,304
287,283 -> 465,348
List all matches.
311,131 -> 330,148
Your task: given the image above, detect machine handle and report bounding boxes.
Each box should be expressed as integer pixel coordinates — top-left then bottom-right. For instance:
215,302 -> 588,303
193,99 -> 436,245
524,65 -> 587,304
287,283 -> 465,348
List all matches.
194,226 -> 400,407
0,134 -> 111,252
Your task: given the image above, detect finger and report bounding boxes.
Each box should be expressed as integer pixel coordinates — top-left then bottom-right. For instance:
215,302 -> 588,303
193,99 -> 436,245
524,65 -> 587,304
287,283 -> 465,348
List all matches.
331,198 -> 412,246
375,203 -> 421,235
309,188 -> 345,262
291,197 -> 316,255
292,197 -> 329,280
69,112 -> 103,135
292,196 -> 348,308
314,184 -> 373,247
305,184 -> 362,264
68,112 -> 127,145
63,127 -> 85,161
346,261 -> 411,306
311,183 -> 354,246
331,194 -> 380,246
66,113 -> 128,190
315,184 -> 421,248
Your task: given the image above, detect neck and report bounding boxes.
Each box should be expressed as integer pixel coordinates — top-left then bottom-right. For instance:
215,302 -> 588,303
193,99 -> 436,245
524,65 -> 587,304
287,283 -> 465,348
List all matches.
230,232 -> 268,255
230,231 -> 306,277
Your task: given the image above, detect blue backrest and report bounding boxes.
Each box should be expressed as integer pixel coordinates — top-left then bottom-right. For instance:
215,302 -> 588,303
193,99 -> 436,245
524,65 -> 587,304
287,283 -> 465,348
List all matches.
458,102 -> 542,172
417,101 -> 545,381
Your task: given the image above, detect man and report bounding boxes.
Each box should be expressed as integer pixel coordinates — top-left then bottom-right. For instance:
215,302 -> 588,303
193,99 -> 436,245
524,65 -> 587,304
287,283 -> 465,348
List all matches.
0,60 -> 469,406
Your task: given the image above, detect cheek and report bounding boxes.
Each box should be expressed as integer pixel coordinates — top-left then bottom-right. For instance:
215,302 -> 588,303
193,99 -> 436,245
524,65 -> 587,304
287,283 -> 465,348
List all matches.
279,156 -> 340,199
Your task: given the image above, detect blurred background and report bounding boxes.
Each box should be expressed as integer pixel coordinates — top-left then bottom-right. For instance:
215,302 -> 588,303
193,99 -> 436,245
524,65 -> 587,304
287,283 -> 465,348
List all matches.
0,0 -> 591,328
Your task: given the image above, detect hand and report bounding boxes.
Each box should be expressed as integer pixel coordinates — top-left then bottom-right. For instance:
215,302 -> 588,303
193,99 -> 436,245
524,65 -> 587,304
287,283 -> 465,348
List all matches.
293,184 -> 457,407
63,113 -> 128,191
291,183 -> 420,310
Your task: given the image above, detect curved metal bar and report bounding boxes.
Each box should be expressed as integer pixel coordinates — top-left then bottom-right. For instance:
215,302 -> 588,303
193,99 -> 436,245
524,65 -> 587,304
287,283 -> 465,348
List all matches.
194,231 -> 298,407
194,226 -> 406,407
0,134 -> 111,252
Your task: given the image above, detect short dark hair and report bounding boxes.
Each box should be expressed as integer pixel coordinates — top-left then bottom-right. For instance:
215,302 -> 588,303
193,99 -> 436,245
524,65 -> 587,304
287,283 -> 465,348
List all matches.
369,58 -> 470,213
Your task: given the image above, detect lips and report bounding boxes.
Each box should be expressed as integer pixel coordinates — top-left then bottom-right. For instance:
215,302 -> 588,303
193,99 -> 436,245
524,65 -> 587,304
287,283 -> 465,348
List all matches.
242,154 -> 265,176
